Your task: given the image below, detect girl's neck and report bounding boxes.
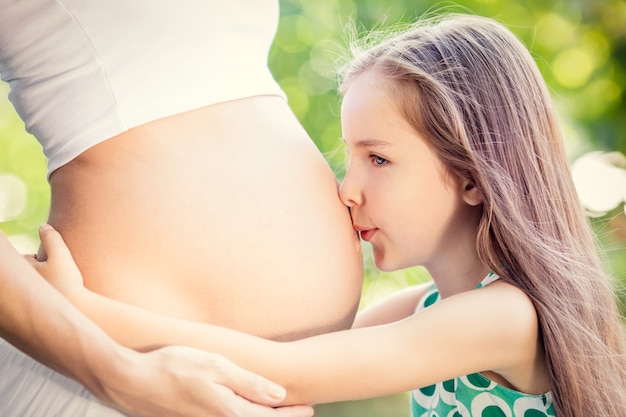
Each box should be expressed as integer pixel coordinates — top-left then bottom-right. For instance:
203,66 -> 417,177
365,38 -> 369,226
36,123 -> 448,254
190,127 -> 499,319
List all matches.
428,262 -> 492,299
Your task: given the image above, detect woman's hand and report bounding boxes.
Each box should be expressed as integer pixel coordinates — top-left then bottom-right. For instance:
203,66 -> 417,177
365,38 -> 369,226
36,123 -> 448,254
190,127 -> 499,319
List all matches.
106,346 -> 314,417
25,224 -> 88,300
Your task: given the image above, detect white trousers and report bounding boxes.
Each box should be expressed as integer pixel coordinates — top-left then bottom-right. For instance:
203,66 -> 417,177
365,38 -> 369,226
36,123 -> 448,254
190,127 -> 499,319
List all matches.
0,339 -> 126,417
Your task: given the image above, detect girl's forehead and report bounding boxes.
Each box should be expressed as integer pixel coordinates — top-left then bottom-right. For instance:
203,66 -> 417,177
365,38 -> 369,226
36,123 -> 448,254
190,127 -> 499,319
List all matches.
341,93 -> 426,154
342,71 -> 399,114
355,68 -> 396,88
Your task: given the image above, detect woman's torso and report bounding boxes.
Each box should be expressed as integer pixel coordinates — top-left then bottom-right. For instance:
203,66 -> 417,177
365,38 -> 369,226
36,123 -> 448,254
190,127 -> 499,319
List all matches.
48,96 -> 364,341
0,0 -> 363,341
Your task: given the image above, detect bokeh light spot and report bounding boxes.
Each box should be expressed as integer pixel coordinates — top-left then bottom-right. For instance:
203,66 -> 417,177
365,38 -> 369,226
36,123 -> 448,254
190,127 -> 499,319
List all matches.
536,13 -> 577,51
552,47 -> 595,89
571,152 -> 626,215
0,174 -> 27,222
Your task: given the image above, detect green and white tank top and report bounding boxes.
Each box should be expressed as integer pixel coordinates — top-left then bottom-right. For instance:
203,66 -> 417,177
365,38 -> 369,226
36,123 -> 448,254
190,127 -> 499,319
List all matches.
411,272 -> 555,417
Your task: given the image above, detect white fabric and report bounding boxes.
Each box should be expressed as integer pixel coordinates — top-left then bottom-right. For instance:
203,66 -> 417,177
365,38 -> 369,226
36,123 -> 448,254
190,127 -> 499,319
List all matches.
0,0 -> 285,177
0,339 -> 126,417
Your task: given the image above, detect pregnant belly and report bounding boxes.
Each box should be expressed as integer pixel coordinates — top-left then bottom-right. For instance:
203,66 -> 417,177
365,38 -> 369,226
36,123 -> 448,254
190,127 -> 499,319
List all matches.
45,101 -> 363,341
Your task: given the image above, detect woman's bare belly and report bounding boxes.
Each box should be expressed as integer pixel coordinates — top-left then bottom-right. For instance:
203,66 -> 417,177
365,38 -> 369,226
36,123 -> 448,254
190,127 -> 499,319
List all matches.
45,96 -> 363,341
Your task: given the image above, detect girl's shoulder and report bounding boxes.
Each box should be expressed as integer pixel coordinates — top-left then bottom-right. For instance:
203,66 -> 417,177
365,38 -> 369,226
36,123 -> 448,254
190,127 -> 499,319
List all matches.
416,277 -> 541,371
410,277 -> 547,394
452,279 -> 539,332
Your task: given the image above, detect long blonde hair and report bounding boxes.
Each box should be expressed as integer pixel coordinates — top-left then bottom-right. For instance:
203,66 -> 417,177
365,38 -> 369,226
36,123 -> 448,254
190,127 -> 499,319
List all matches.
339,14 -> 626,416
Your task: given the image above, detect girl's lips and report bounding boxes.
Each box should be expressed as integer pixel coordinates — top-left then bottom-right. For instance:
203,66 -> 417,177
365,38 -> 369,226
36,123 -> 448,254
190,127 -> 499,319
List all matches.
359,228 -> 377,242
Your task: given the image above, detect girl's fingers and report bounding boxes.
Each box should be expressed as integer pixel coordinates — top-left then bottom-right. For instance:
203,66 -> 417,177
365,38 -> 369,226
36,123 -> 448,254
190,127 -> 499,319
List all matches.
38,224 -> 72,264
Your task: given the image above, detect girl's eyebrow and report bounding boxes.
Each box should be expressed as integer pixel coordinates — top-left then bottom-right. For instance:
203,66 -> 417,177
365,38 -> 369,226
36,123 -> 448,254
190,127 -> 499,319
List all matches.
341,138 -> 392,149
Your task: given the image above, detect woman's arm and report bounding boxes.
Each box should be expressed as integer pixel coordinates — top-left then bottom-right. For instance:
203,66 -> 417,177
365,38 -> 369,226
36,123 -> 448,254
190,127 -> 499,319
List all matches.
34,225 -> 540,406
2,228 -> 312,417
0,229 -> 119,396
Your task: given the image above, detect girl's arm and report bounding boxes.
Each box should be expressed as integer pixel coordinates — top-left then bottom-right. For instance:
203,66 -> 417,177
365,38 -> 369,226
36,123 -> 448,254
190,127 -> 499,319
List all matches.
34,225 -> 540,406
353,283 -> 431,328
3,228 -> 310,417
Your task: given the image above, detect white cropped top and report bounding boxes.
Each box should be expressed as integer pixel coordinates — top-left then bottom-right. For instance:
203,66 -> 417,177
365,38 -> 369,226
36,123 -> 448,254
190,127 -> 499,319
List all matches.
0,0 -> 286,177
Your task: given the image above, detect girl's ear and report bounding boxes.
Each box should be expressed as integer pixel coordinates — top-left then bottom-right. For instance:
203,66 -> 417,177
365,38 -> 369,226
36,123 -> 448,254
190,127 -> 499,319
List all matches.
462,181 -> 483,206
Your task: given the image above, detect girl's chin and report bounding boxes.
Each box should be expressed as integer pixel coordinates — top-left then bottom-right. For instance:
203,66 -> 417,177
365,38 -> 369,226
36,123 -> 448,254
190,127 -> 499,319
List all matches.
372,253 -> 401,272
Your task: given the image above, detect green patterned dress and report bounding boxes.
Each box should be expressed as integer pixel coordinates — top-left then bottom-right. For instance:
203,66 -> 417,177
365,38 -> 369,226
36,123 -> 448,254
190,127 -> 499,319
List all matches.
411,272 -> 555,417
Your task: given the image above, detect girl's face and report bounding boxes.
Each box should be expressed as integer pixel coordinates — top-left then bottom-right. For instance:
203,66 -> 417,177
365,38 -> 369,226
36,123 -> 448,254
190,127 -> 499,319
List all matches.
339,71 -> 480,273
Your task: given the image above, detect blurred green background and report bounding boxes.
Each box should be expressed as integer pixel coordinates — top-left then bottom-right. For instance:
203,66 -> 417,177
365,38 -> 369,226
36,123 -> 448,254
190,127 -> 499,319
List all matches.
1,1 -> 625,416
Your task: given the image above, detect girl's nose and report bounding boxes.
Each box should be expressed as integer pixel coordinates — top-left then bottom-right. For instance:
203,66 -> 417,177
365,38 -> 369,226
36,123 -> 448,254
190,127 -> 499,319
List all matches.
339,170 -> 363,208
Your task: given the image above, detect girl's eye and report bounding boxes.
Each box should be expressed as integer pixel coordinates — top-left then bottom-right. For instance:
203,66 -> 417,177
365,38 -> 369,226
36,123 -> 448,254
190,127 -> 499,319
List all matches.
371,155 -> 388,166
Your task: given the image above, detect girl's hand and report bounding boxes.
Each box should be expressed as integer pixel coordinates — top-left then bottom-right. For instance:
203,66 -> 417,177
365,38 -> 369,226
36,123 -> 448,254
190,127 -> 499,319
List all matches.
25,224 -> 87,299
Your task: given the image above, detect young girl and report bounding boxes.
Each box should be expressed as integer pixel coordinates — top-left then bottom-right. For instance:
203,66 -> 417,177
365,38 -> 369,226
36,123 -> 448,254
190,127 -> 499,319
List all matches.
32,14 -> 626,417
